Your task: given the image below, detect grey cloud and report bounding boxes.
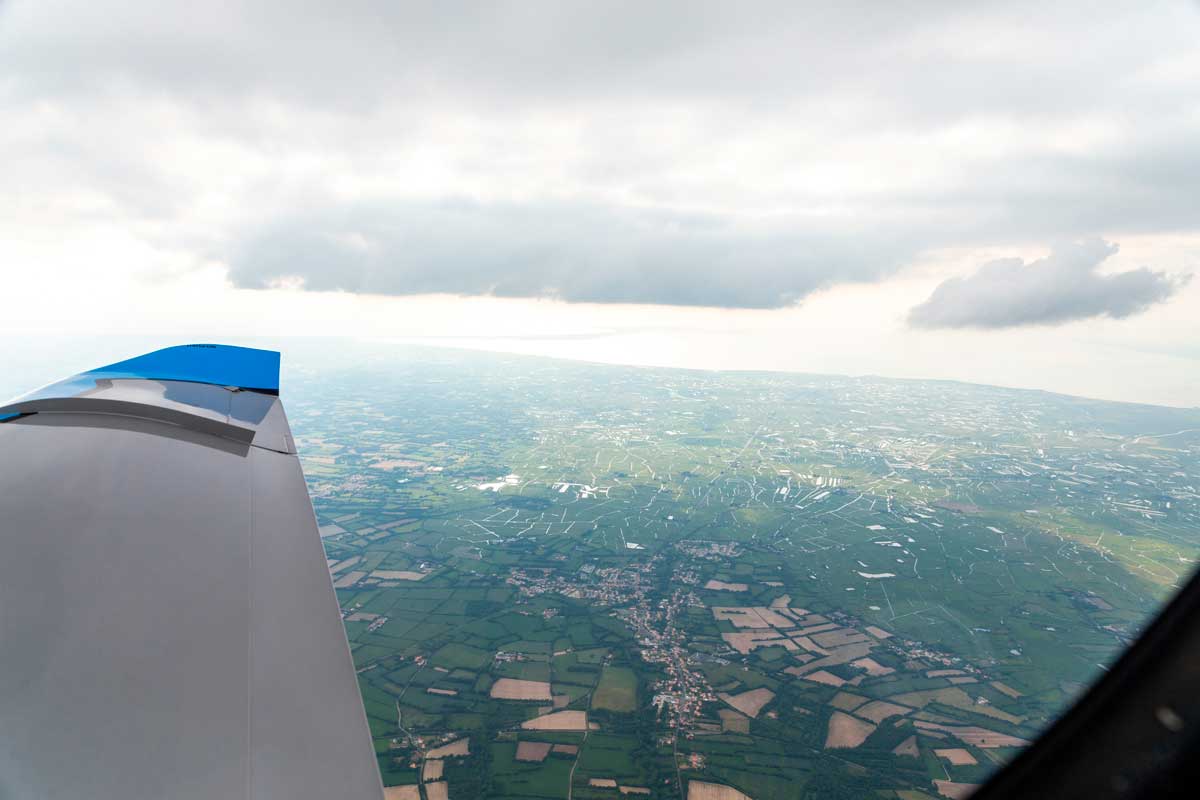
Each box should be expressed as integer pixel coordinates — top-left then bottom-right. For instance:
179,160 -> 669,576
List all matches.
2,1 -> 1192,118
227,201 -> 915,308
3,1 -> 1200,310
0,2 -> 976,107
908,240 -> 1187,329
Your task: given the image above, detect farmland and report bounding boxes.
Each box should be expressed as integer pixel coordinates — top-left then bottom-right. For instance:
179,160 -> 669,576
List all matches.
282,342 -> 1200,799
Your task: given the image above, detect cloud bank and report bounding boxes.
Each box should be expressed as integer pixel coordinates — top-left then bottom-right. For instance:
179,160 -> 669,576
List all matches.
226,201 -> 917,308
1,1 -> 1199,311
908,240 -> 1186,329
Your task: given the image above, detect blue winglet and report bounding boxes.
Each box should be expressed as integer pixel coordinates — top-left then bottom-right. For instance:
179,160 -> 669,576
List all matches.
91,344 -> 281,394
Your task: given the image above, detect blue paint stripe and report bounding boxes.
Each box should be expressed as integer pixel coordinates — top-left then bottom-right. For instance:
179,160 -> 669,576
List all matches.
2,344 -> 282,409
92,344 -> 280,393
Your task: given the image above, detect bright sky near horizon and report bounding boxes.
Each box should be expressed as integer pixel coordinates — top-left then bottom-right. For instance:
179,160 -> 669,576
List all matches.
1,1 -> 1197,406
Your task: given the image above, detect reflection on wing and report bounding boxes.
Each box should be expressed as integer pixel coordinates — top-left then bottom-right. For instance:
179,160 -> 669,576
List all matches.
0,345 -> 383,800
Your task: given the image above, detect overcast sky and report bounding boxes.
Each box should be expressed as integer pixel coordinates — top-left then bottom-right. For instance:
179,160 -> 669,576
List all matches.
2,1 -> 1197,406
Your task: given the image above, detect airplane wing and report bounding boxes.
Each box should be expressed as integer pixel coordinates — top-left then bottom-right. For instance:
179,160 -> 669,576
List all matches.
0,345 -> 383,800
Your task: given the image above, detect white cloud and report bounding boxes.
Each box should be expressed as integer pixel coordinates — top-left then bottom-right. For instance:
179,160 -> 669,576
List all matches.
909,239 -> 1187,328
1,0 -> 1198,403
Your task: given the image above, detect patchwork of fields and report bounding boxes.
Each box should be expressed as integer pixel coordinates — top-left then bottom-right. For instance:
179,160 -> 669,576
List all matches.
283,344 -> 1200,799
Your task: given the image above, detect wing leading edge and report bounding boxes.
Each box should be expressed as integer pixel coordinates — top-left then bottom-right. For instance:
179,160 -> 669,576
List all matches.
0,345 -> 383,800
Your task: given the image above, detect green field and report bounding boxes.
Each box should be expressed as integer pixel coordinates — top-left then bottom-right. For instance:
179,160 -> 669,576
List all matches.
592,666 -> 638,712
283,342 -> 1200,799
